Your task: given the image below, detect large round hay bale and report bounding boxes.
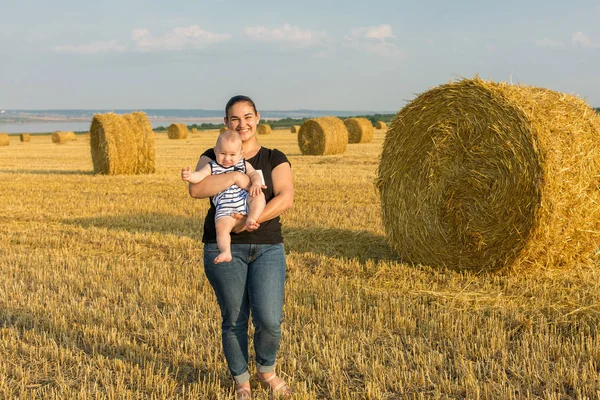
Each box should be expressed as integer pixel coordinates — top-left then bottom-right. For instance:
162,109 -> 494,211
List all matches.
51,131 -> 75,144
291,125 -> 301,133
344,117 -> 374,143
377,77 -> 600,272
0,133 -> 9,146
20,133 -> 31,142
375,121 -> 387,130
167,123 -> 189,139
298,117 -> 348,155
90,112 -> 155,175
123,112 -> 156,174
257,124 -> 272,135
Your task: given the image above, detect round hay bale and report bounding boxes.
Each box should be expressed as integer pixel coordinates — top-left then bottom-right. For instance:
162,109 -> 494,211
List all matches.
0,133 -> 9,146
51,131 -> 73,144
90,113 -> 139,175
167,123 -> 189,139
219,126 -> 227,134
377,77 -> 600,272
344,117 -> 374,143
298,117 -> 348,155
257,124 -> 272,135
123,112 -> 156,174
20,133 -> 31,142
191,127 -> 198,133
291,125 -> 301,133
375,121 -> 387,130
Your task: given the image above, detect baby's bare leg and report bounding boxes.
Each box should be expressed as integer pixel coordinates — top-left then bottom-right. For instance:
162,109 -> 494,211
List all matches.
246,192 -> 266,231
215,216 -> 237,264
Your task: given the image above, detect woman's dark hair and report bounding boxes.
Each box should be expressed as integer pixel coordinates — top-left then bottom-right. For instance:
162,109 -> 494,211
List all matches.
225,95 -> 258,118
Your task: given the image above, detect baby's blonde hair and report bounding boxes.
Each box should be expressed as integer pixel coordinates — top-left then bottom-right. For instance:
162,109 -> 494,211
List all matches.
215,130 -> 242,150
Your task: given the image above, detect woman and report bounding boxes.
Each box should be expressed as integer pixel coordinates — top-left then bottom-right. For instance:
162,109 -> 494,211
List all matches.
187,95 -> 294,399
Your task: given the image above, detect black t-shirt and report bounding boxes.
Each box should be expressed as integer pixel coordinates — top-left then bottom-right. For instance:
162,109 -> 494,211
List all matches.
201,147 -> 290,244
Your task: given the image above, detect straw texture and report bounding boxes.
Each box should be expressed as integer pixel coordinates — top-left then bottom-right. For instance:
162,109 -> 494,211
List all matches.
377,77 -> 600,272
344,117 -> 374,143
0,133 -> 9,146
20,133 -> 31,142
298,117 -> 348,155
167,123 -> 189,139
257,124 -> 272,135
123,112 -> 156,174
90,112 -> 155,175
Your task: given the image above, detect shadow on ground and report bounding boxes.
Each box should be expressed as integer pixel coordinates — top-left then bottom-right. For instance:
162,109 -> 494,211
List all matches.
64,214 -> 399,263
64,213 -> 204,241
0,169 -> 94,175
283,226 -> 399,263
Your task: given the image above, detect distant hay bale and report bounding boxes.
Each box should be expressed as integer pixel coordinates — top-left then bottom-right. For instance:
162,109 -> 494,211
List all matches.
298,117 -> 348,155
375,121 -> 387,130
377,76 -> 600,272
192,127 -> 198,133
291,125 -> 301,133
0,133 -> 9,146
167,123 -> 189,139
51,131 -> 75,144
90,112 -> 156,175
219,127 -> 227,133
20,133 -> 31,142
257,124 -> 272,135
344,117 -> 374,143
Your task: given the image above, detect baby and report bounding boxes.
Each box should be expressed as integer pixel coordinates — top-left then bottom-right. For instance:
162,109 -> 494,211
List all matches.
182,130 -> 266,263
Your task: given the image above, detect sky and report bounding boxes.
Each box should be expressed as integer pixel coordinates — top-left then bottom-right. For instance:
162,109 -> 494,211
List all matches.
1,0 -> 599,111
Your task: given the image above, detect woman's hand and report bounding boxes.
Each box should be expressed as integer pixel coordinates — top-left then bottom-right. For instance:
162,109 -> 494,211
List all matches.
231,214 -> 248,233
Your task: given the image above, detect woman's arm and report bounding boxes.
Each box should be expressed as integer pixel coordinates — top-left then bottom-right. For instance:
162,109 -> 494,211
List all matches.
188,155 -> 250,198
257,162 -> 294,223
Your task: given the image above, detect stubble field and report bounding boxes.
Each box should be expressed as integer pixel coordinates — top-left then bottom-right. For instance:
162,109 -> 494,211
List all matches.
0,129 -> 599,399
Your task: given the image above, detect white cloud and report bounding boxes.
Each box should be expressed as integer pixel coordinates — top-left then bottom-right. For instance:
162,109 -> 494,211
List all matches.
350,24 -> 395,41
51,39 -> 127,54
572,31 -> 597,48
343,24 -> 406,59
534,38 -> 565,48
132,25 -> 231,51
243,24 -> 327,47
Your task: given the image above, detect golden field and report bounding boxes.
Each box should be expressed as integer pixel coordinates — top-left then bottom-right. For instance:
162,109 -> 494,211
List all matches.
0,129 -> 599,399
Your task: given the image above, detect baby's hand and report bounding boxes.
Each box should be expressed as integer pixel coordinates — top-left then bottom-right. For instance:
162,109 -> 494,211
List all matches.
181,166 -> 192,182
248,183 -> 263,197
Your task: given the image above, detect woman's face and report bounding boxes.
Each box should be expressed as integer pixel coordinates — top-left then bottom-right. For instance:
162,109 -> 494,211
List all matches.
225,101 -> 260,143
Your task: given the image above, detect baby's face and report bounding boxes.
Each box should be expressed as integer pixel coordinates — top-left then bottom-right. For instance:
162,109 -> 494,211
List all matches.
215,139 -> 243,167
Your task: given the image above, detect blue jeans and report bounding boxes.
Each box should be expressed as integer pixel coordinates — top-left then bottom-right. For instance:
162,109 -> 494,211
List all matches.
203,243 -> 286,384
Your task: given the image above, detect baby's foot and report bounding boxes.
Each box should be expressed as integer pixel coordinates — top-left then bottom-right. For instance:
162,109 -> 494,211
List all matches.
214,251 -> 232,264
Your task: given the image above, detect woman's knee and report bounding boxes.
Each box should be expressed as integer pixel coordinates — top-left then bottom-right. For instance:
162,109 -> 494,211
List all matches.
253,312 -> 282,335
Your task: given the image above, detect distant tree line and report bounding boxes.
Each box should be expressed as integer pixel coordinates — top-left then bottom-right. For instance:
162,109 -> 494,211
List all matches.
155,113 -> 397,132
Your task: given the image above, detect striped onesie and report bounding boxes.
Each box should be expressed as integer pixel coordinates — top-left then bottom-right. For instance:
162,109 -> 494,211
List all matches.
210,159 -> 249,220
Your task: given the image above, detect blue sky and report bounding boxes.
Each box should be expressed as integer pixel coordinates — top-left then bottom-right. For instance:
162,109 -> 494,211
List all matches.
1,0 -> 599,111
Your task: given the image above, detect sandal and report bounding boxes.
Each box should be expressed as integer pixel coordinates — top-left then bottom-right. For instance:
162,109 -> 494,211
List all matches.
234,384 -> 252,400
257,372 -> 291,397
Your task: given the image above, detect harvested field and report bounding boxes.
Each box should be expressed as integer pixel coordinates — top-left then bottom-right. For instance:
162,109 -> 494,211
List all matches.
0,129 -> 599,399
